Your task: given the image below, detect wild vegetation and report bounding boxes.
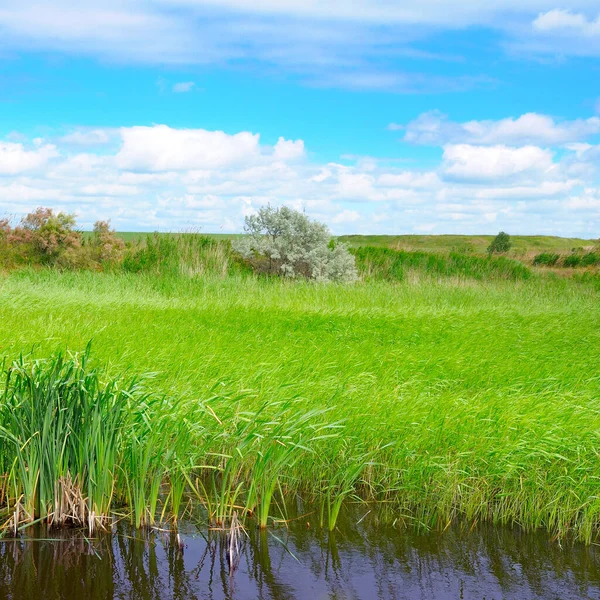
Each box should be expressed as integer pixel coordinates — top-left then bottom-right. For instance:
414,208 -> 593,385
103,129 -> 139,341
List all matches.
232,205 -> 357,282
1,208 -> 600,543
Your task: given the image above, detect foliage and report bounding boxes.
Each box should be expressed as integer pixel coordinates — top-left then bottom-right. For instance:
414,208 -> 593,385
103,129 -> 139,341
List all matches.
8,208 -> 82,267
487,231 -> 512,254
352,246 -> 531,281
581,252 -> 600,266
122,232 -> 244,278
89,220 -> 126,266
532,251 -> 600,269
533,253 -> 560,266
563,254 -> 582,267
232,205 -> 357,282
0,348 -> 157,532
2,271 -> 600,542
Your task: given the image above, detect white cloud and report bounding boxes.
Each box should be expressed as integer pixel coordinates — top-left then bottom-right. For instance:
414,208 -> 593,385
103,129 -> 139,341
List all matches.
533,9 -> 600,36
378,171 -> 439,188
0,141 -> 59,175
172,81 -> 195,93
567,189 -> 600,211
402,111 -> 600,146
331,209 -> 361,223
115,125 -> 261,171
442,144 -> 555,181
2,122 -> 600,236
60,129 -> 113,145
3,0 -> 599,89
517,9 -> 600,57
273,137 -> 305,161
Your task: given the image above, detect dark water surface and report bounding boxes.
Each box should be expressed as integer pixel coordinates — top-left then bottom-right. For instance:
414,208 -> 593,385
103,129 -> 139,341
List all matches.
1,510 -> 599,600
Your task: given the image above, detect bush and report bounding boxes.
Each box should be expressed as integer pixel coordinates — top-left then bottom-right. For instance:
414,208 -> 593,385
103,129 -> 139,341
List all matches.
581,252 -> 600,267
232,205 -> 357,283
8,207 -> 82,267
563,254 -> 582,268
487,231 -> 512,254
533,253 -> 559,266
89,220 -> 125,266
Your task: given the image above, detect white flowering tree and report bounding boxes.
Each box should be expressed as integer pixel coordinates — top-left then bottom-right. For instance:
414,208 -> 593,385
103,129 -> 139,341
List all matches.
233,205 -> 357,283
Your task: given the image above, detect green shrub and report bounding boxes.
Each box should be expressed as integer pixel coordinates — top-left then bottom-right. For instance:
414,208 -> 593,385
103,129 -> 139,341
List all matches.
352,246 -> 530,282
533,253 -> 559,266
563,254 -> 582,268
581,252 -> 600,266
487,231 -> 512,254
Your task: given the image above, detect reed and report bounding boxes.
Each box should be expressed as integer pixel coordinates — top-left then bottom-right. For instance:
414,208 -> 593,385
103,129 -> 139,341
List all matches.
2,269 -> 600,542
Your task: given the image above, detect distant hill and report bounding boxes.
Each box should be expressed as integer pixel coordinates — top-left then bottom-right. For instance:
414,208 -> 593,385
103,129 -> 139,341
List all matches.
336,234 -> 596,255
106,231 -> 596,257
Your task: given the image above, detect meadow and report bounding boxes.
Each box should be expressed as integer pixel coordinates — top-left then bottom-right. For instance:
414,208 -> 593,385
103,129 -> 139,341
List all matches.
2,261 -> 600,542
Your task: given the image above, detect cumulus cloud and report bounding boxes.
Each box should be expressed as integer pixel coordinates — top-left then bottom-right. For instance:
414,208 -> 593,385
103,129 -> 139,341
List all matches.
442,144 -> 555,181
1,123 -> 600,236
0,141 -> 59,175
533,9 -> 600,36
401,111 -> 600,146
273,137 -> 305,161
115,125 -> 261,171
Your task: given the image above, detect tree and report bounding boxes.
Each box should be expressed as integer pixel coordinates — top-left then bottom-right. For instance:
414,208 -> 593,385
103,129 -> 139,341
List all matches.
487,231 -> 512,255
232,205 -> 357,282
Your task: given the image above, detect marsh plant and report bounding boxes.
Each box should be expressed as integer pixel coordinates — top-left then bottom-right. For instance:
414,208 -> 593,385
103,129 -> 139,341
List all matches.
0,347 -> 352,537
0,348 -> 183,534
232,205 -> 358,282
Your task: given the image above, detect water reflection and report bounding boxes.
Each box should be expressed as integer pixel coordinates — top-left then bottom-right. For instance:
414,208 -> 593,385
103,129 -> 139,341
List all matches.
1,506 -> 600,599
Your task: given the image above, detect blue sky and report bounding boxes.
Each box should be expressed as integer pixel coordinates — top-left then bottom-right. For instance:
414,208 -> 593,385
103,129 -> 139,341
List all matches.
1,1 -> 600,236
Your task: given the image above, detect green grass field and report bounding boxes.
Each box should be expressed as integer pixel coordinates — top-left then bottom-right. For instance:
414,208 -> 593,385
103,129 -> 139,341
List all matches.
2,268 -> 600,540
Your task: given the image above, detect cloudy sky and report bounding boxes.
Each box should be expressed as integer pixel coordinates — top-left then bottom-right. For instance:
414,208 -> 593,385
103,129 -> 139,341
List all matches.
1,1 -> 600,235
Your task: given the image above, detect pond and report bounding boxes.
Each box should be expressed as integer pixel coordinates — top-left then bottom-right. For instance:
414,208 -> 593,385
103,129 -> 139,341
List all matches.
1,507 -> 599,599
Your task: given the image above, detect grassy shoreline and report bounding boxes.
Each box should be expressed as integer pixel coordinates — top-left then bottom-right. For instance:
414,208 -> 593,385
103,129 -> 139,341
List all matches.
1,270 -> 600,540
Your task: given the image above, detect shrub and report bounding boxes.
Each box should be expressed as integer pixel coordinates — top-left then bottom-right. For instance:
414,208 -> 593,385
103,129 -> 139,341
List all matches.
487,231 -> 512,254
563,254 -> 582,268
533,253 -> 559,266
89,220 -> 125,266
9,207 -> 82,267
232,205 -> 357,283
581,252 -> 600,267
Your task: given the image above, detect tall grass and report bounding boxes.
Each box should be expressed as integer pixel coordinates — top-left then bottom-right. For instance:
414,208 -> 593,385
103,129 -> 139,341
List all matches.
1,270 -> 600,541
352,246 -> 531,281
121,233 -> 247,278
0,348 -> 136,533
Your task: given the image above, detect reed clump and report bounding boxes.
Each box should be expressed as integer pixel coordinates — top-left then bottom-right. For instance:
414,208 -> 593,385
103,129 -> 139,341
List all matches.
0,347 -> 170,534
